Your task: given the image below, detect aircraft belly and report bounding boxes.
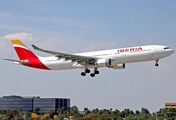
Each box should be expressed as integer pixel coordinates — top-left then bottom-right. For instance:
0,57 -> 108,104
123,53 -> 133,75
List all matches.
44,61 -> 76,70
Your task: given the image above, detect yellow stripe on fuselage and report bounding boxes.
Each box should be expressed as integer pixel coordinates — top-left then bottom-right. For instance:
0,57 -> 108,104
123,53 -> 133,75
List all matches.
11,39 -> 26,48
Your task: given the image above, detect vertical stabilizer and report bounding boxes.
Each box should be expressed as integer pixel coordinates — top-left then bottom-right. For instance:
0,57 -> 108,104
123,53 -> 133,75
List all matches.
10,39 -> 49,70
11,39 -> 38,60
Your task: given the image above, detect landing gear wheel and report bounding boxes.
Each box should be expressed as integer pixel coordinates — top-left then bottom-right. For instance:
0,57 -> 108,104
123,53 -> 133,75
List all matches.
94,70 -> 99,74
81,72 -> 86,76
85,69 -> 90,73
90,73 -> 95,77
155,63 -> 159,67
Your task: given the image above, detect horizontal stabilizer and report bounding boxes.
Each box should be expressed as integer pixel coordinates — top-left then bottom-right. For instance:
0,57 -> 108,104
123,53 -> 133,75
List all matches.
3,59 -> 21,62
3,59 -> 29,65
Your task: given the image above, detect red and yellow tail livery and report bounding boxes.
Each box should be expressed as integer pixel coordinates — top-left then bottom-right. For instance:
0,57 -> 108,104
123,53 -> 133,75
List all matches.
10,39 -> 49,70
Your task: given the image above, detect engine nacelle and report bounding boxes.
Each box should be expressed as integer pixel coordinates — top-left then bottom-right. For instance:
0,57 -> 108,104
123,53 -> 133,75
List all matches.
113,64 -> 125,69
94,58 -> 111,67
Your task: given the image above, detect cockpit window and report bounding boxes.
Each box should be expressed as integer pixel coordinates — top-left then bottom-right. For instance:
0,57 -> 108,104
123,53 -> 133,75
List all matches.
164,47 -> 170,49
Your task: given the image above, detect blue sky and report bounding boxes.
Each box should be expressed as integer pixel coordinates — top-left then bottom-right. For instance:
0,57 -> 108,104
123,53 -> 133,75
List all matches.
0,0 -> 176,112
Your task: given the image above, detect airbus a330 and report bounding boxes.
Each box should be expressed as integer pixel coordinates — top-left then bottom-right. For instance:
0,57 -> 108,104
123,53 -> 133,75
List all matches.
4,39 -> 174,77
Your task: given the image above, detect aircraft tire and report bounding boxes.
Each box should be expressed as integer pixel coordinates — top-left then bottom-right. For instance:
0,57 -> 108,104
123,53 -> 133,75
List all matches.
85,69 -> 90,73
94,71 -> 99,74
155,63 -> 159,67
81,72 -> 86,76
90,73 -> 95,77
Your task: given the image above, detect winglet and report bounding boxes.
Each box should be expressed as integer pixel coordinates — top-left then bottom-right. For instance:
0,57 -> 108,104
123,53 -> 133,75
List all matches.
31,44 -> 40,50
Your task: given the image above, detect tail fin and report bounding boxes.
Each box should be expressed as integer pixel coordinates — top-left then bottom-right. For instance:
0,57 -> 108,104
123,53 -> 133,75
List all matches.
11,39 -> 38,60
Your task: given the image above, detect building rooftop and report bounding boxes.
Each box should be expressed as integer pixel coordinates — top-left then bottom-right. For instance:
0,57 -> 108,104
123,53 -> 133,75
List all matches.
163,103 -> 176,109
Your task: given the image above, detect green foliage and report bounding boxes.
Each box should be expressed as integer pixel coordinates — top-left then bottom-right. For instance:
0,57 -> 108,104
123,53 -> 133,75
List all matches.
117,117 -> 123,120
25,112 -> 32,118
0,110 -> 8,115
1,107 -> 176,120
141,107 -> 150,115
135,110 -> 140,115
33,107 -> 40,114
57,114 -> 64,120
69,105 -> 79,116
83,107 -> 90,114
2,116 -> 10,120
112,116 -> 117,120
57,107 -> 66,116
14,117 -> 23,120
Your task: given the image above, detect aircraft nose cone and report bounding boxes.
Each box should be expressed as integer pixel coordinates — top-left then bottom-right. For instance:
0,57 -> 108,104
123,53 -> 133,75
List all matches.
169,49 -> 174,55
171,49 -> 174,53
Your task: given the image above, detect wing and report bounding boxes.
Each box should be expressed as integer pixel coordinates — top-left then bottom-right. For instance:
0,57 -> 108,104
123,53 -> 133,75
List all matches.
31,44 -> 96,64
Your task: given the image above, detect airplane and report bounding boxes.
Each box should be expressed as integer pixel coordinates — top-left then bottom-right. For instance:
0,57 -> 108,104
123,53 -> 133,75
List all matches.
3,39 -> 174,77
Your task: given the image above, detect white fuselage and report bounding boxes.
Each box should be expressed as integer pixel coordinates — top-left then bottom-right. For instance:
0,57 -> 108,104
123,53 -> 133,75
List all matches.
38,45 -> 174,70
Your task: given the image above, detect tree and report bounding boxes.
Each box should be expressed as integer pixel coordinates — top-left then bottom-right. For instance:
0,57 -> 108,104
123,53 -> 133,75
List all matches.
135,110 -> 140,115
5,109 -> 21,119
83,107 -> 90,114
141,107 -> 150,115
33,107 -> 40,114
19,111 -> 26,119
25,112 -> 32,118
100,114 -> 111,119
38,109 -> 44,115
124,109 -> 131,116
92,108 -> 99,115
45,109 -> 54,119
70,105 -> 79,116
5,110 -> 13,118
117,117 -> 123,120
57,107 -> 66,115
86,113 -> 98,120
0,109 -> 7,114
130,110 -> 134,115
41,114 -> 50,120
113,109 -> 120,116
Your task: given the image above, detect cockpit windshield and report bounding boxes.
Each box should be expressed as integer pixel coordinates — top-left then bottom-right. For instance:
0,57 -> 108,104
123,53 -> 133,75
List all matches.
164,47 -> 170,49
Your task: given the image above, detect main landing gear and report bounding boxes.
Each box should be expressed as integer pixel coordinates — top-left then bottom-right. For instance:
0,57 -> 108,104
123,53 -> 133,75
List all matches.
81,68 -> 99,77
81,68 -> 90,76
155,59 -> 159,67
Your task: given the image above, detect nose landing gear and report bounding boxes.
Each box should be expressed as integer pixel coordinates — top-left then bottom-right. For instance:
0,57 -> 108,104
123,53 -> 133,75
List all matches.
155,59 -> 159,67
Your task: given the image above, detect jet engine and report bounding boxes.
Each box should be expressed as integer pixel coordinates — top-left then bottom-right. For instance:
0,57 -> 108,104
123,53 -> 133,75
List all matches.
94,58 -> 111,67
113,64 -> 125,69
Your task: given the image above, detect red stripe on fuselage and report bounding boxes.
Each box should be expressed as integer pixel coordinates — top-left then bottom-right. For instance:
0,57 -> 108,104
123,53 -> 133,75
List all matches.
25,58 -> 50,70
14,47 -> 50,70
